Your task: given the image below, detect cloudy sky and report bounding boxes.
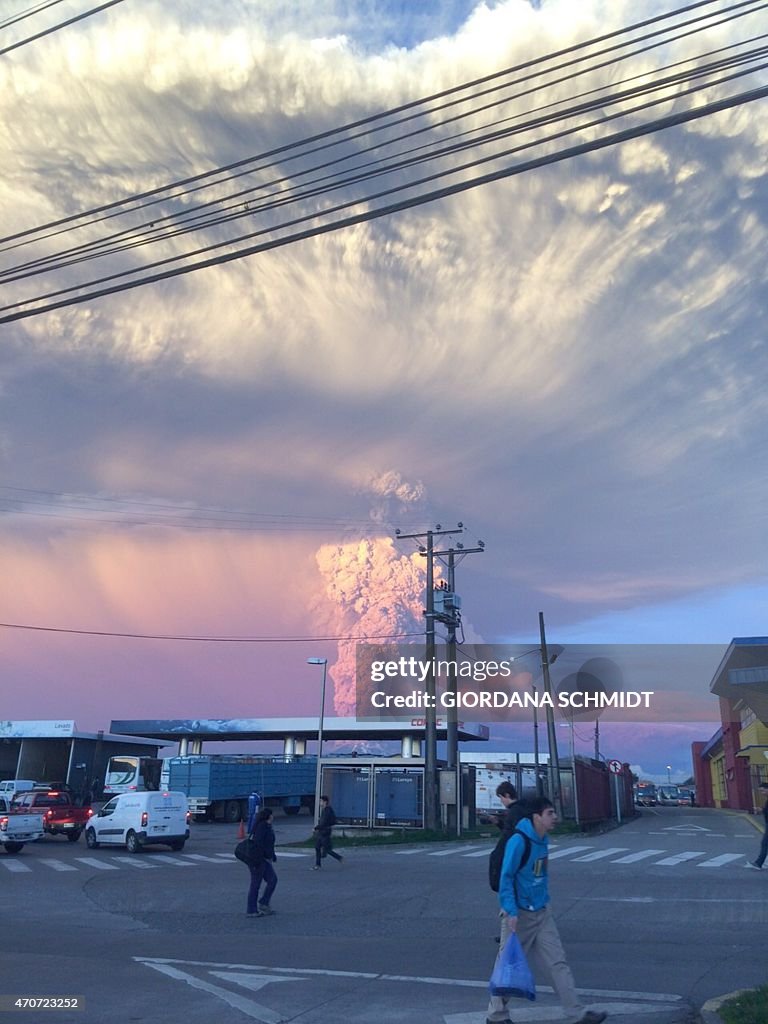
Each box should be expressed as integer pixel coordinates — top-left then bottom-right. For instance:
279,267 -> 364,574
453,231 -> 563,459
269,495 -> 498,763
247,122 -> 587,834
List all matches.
1,0 -> 766,782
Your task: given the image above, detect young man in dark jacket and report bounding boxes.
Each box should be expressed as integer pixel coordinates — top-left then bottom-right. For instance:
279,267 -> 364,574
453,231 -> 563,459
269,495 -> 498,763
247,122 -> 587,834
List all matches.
313,795 -> 343,869
495,781 -> 526,834
486,797 -> 606,1024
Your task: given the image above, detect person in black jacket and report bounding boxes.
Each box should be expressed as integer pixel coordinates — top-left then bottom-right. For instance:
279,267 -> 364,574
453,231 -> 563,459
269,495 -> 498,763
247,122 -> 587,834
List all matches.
495,781 -> 527,834
247,808 -> 278,916
313,795 -> 343,869
747,782 -> 768,870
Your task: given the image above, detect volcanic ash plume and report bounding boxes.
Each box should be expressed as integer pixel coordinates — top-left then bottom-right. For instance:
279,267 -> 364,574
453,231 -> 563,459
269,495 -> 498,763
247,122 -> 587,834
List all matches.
366,471 -> 426,521
314,536 -> 431,715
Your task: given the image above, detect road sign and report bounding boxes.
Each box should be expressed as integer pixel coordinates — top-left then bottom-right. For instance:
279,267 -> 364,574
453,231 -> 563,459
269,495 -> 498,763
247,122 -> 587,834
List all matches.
608,759 -> 623,774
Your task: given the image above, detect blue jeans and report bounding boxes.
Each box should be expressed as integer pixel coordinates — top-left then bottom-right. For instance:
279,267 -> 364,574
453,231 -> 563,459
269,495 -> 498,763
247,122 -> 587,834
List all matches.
247,860 -> 277,913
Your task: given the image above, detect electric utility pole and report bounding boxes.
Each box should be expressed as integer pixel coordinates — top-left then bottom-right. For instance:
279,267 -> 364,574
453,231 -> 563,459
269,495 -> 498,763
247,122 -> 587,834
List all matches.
433,541 -> 485,771
539,611 -> 563,818
433,540 -> 484,835
396,524 -> 463,830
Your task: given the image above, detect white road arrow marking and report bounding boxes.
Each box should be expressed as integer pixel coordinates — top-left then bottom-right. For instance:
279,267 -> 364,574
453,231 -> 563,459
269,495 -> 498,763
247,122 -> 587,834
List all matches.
209,971 -> 303,993
662,825 -> 712,832
139,961 -> 286,1023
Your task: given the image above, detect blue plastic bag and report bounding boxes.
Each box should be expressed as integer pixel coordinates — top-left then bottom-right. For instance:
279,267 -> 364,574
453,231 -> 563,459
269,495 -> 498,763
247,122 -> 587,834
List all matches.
489,933 -> 536,1000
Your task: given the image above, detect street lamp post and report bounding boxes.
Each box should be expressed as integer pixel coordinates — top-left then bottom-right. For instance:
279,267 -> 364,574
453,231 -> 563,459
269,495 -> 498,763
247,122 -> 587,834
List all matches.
666,765 -> 672,785
308,657 -> 328,826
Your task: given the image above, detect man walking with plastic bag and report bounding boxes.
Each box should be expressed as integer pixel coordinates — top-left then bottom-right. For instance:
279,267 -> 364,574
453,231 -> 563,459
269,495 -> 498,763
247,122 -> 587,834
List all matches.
486,797 -> 606,1024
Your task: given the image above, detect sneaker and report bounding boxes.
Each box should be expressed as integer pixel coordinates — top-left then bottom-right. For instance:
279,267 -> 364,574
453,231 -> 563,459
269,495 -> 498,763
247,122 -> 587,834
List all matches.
575,1012 -> 607,1024
246,912 -> 261,918
312,865 -> 321,870
745,862 -> 762,870
258,904 -> 275,916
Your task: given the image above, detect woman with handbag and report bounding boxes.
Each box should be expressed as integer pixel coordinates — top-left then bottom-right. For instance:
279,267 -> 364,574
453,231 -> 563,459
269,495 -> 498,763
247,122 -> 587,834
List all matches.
247,807 -> 278,917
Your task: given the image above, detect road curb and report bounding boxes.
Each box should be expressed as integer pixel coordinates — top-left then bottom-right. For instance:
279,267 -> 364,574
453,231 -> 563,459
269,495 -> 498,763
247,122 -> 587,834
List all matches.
698,989 -> 752,1024
739,812 -> 766,834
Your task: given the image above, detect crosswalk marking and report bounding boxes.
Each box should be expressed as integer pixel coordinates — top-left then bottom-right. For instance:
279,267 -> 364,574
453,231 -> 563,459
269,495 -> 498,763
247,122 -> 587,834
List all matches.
2,844 -> 758,875
697,853 -> 745,868
75,857 -> 119,870
0,858 -> 32,872
612,850 -> 665,863
654,851 -> 704,865
39,858 -> 78,872
182,853 -> 228,863
112,856 -> 159,869
548,845 -> 593,859
429,845 -> 483,857
572,848 -> 628,862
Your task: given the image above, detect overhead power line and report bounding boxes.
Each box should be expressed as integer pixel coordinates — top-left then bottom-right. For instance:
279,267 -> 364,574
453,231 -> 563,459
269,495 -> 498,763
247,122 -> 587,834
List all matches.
0,484 -> 433,534
0,0 -> 129,57
0,620 -> 425,642
0,0 -> 70,33
1,0 -> 766,323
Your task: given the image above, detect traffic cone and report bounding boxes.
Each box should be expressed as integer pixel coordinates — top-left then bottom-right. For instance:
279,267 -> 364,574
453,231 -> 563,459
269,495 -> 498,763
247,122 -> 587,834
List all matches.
237,818 -> 245,840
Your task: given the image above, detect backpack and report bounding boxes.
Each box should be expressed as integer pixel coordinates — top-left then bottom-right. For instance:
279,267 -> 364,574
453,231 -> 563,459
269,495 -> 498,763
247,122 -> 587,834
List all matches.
489,828 -> 532,893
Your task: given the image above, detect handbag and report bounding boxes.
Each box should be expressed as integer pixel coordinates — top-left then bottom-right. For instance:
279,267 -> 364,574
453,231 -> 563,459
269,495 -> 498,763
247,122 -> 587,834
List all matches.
489,933 -> 536,1000
234,835 -> 264,866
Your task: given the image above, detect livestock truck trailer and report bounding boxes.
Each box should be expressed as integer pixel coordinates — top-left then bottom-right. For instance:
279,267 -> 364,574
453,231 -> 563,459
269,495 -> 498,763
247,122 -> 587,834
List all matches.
166,755 -> 317,821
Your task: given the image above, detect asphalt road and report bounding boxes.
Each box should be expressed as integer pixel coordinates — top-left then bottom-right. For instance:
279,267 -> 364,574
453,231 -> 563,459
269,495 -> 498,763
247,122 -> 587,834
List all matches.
0,805 -> 764,1024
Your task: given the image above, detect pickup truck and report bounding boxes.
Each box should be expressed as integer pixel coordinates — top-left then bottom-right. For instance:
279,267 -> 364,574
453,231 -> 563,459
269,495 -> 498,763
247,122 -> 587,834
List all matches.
0,796 -> 44,853
12,789 -> 93,842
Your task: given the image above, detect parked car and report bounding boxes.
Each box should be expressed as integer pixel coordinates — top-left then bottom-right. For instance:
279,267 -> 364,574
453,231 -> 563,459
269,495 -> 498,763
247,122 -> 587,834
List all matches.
677,787 -> 695,805
85,791 -> 190,853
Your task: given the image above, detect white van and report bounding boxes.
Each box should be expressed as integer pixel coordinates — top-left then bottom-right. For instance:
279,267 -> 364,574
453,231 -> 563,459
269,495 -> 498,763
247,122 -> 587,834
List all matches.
0,780 -> 36,799
85,791 -> 190,853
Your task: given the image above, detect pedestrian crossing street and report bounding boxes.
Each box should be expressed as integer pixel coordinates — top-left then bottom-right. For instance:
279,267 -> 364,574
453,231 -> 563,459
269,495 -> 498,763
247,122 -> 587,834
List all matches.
0,849 -> 311,875
393,843 -> 754,869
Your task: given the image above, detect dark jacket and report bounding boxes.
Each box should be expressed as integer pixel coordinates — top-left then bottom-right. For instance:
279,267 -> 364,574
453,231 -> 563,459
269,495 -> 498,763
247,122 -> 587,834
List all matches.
497,800 -> 527,835
316,804 -> 337,836
252,820 -> 276,862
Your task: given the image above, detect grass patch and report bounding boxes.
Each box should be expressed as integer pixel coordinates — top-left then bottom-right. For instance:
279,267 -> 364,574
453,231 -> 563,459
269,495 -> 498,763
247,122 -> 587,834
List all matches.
719,986 -> 768,1024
